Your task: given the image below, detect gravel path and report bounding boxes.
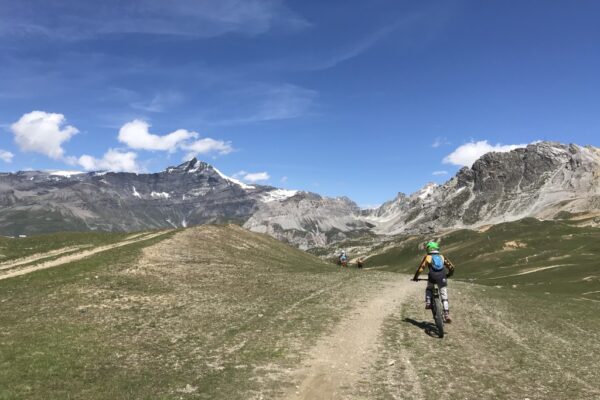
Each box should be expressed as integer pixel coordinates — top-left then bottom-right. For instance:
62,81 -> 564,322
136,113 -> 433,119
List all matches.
286,276 -> 419,399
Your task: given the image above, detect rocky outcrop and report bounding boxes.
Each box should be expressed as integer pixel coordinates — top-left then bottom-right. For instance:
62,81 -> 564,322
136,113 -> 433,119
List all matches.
243,192 -> 373,249
364,142 -> 600,234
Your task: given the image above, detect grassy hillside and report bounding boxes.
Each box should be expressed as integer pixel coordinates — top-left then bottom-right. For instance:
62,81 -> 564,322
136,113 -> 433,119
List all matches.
0,231 -> 133,262
1,221 -> 598,399
0,224 -> 382,399
365,218 -> 600,301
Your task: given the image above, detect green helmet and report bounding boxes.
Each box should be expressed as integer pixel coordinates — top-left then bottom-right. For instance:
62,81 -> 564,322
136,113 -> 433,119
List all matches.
425,241 -> 440,252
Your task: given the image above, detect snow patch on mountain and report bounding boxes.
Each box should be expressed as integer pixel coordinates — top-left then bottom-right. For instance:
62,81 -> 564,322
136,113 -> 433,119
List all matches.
212,167 -> 255,190
48,170 -> 85,177
261,189 -> 298,203
416,183 -> 438,200
151,191 -> 170,199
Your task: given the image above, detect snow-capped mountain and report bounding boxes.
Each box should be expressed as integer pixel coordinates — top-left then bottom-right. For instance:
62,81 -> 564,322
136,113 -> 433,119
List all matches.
0,158 -> 268,235
0,158 -> 367,246
1,142 -> 598,248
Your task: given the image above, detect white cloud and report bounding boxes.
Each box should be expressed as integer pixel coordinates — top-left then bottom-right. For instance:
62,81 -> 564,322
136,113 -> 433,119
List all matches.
443,140 -> 528,167
432,170 -> 448,176
234,170 -> 270,183
280,176 -> 288,183
432,136 -> 450,148
118,120 -> 197,152
118,119 -> 233,159
0,150 -> 14,163
78,149 -> 141,173
244,172 -> 270,182
10,111 -> 78,160
183,138 -> 234,159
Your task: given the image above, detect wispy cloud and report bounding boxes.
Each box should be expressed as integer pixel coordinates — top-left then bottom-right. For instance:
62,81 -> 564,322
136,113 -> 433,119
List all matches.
432,136 -> 450,148
310,22 -> 402,70
207,82 -> 318,125
130,91 -> 184,113
432,170 -> 448,176
0,0 -> 310,39
0,149 -> 14,163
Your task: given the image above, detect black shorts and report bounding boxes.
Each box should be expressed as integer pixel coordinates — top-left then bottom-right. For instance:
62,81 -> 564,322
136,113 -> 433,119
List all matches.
428,270 -> 448,288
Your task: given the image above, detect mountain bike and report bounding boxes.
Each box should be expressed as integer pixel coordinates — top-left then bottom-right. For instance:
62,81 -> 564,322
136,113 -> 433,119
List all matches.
414,278 -> 444,338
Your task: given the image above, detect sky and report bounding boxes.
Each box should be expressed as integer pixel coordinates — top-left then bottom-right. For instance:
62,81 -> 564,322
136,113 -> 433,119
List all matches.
1,0 -> 599,206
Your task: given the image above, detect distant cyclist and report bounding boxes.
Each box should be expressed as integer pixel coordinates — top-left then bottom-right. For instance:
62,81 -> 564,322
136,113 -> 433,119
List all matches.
412,241 -> 455,323
339,250 -> 348,267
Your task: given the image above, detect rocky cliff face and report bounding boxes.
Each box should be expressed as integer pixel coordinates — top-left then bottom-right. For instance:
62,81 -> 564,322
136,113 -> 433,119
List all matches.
364,142 -> 600,234
243,192 -> 373,249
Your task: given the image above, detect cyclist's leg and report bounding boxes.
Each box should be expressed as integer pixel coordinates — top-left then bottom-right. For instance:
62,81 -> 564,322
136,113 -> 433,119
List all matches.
425,279 -> 433,309
430,271 -> 450,320
439,283 -> 452,322
439,286 -> 449,313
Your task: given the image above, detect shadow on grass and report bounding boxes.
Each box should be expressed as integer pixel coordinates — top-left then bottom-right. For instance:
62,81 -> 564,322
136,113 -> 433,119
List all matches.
403,317 -> 442,338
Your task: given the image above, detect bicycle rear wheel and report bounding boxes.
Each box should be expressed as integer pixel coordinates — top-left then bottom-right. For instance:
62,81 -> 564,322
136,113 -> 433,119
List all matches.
433,297 -> 444,338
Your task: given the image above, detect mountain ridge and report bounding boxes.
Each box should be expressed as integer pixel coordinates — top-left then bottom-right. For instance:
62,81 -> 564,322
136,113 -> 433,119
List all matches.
1,141 -> 599,247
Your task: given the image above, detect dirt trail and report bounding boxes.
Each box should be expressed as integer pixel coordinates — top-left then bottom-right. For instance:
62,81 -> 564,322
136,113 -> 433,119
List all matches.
0,245 -> 90,271
286,277 -> 419,400
0,232 -> 149,271
0,231 -> 171,281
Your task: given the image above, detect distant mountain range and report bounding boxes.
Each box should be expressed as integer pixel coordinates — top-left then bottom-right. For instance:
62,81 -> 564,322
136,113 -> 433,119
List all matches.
1,142 -> 599,248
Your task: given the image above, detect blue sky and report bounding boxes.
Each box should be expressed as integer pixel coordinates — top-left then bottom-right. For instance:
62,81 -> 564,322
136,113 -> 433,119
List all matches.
1,0 -> 599,206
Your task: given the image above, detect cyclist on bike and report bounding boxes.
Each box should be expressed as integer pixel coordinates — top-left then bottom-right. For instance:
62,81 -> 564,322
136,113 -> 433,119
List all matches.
339,250 -> 348,267
412,241 -> 455,323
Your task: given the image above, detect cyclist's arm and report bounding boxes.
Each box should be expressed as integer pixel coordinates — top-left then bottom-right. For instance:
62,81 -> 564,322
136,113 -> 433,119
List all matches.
413,256 -> 428,280
444,257 -> 455,276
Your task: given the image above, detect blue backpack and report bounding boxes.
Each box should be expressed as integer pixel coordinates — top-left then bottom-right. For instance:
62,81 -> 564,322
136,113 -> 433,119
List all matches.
430,254 -> 444,271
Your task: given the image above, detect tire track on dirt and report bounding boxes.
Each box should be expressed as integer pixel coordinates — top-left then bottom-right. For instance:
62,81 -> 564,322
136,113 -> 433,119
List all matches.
285,276 -> 420,400
0,231 -> 172,281
0,245 -> 90,271
0,232 -> 150,272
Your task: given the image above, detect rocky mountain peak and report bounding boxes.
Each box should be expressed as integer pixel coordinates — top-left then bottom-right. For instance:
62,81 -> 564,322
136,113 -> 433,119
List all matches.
166,157 -> 209,174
